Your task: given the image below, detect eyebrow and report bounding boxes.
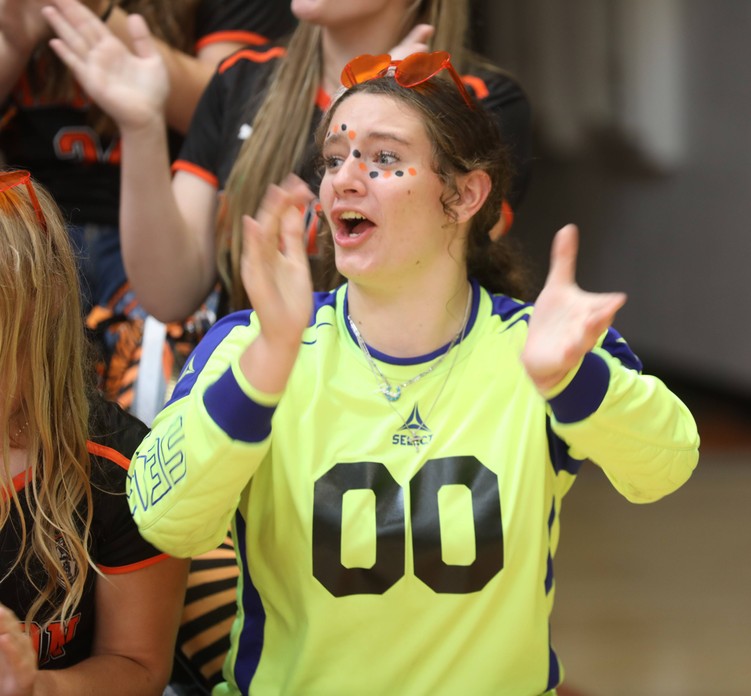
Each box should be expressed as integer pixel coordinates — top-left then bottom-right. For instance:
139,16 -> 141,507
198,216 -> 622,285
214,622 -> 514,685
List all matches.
324,130 -> 413,147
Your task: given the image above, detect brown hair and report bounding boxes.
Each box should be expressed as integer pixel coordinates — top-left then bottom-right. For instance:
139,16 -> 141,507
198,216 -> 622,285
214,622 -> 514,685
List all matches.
314,76 -> 533,300
220,0 -> 474,310
0,172 -> 94,628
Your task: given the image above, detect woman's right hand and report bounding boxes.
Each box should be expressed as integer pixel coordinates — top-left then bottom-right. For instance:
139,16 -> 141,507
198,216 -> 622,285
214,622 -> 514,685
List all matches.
41,0 -> 169,130
0,605 -> 36,696
241,175 -> 315,349
238,176 -> 314,395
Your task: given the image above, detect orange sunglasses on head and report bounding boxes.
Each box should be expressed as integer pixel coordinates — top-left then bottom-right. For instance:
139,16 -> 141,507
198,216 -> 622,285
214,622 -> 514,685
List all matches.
0,170 -> 47,232
341,50 -> 475,109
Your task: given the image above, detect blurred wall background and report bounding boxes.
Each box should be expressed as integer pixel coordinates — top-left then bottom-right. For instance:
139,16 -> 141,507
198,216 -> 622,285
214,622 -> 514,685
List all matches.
474,0 -> 751,395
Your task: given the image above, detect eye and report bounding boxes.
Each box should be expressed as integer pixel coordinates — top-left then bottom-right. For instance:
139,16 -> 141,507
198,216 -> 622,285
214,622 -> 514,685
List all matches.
375,150 -> 399,166
323,154 -> 344,171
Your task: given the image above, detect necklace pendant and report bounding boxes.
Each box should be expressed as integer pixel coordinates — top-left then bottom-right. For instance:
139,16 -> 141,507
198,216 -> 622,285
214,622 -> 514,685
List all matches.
382,385 -> 402,402
409,434 -> 422,452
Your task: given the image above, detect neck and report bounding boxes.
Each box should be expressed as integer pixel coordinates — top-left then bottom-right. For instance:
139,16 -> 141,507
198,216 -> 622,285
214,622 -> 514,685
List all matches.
320,14 -> 409,94
347,277 -> 472,358
1,446 -> 30,483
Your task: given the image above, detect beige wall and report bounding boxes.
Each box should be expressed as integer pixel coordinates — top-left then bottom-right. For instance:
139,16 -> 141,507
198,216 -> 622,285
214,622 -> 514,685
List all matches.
476,0 -> 751,394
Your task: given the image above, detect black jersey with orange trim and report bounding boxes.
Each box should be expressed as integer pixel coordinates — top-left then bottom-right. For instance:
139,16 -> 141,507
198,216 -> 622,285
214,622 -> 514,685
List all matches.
0,0 -> 297,226
0,396 -> 163,670
173,45 -> 533,209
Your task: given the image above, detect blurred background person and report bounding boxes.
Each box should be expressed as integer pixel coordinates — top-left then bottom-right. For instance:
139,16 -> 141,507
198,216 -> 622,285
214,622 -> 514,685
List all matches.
0,168 -> 188,695
0,0 -> 296,417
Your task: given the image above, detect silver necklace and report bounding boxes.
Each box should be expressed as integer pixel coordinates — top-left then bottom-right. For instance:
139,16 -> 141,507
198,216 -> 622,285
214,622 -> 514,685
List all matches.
347,287 -> 472,403
348,286 -> 472,451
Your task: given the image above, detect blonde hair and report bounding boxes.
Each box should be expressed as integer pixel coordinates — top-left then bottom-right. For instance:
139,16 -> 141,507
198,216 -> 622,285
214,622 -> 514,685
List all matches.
220,0 -> 471,310
0,173 -> 93,629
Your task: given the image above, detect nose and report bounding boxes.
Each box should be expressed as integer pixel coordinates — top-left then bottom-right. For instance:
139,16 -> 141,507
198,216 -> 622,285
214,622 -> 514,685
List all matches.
330,153 -> 367,196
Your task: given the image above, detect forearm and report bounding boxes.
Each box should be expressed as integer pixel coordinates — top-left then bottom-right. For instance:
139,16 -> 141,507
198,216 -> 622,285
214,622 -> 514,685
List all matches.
119,118 -> 215,320
549,350 -> 699,502
239,334 -> 300,396
105,7 -> 213,133
128,318 -> 273,556
0,31 -> 37,101
33,655 -> 166,696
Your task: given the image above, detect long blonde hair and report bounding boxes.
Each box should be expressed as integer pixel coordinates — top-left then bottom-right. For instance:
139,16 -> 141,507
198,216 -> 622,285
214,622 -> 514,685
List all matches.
220,0 -> 470,310
0,173 -> 93,629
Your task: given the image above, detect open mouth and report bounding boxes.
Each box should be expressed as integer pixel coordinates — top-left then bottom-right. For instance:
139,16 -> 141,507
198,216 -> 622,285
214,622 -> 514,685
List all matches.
339,211 -> 374,237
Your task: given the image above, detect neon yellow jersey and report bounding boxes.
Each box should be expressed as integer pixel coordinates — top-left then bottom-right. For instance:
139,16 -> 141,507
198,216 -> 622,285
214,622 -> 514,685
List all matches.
127,281 -> 699,696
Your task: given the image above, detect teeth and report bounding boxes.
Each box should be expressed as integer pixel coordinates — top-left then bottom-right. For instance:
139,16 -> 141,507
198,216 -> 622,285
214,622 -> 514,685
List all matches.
340,211 -> 366,220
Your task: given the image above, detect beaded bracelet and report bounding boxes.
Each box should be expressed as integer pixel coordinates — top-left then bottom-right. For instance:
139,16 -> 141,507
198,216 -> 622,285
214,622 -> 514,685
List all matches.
100,0 -> 116,22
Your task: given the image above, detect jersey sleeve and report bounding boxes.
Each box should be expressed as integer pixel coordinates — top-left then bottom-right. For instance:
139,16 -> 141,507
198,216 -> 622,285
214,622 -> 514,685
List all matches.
172,67 -> 226,188
545,328 -> 700,503
194,0 -> 296,51
173,46 -> 281,189
127,311 -> 277,558
88,400 -> 169,573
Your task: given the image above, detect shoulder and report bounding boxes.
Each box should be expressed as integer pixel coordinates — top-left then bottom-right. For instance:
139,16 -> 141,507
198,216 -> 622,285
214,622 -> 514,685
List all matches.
88,394 -> 149,464
461,54 -> 529,107
480,285 -> 534,324
216,40 -> 288,77
195,0 -> 296,45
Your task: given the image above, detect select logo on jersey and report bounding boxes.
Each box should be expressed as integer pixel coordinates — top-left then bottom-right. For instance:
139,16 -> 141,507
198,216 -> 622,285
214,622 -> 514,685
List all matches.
181,356 -> 197,379
392,404 -> 433,448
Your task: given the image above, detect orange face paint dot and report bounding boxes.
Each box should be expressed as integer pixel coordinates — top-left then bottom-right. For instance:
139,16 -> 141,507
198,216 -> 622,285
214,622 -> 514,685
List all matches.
383,171 -> 392,178
408,167 -> 417,176
348,130 -> 357,140
332,124 -> 340,133
358,162 -> 367,171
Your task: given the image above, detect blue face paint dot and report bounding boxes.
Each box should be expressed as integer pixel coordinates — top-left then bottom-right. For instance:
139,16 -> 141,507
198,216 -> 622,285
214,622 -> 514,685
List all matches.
341,124 -> 347,131
395,170 -> 404,177
353,149 -> 361,158
369,171 -> 379,178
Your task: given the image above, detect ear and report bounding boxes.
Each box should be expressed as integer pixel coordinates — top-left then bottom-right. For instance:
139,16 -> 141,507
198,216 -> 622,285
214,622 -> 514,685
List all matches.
452,170 -> 491,224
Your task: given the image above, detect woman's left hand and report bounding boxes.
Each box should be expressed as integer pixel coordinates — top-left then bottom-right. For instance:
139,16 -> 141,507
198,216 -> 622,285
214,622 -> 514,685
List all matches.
0,605 -> 37,696
521,224 -> 627,394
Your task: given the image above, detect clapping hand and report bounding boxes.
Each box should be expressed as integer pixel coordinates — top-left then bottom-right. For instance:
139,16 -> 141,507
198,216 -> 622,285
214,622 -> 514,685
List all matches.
0,605 -> 36,696
42,0 -> 169,130
389,23 -> 435,61
521,224 -> 627,393
241,175 -> 315,351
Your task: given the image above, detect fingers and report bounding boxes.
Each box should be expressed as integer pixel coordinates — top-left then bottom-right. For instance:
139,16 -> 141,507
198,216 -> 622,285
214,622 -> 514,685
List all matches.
42,0 -> 107,49
585,292 -> 628,337
0,605 -> 36,683
390,23 -> 435,61
245,178 -> 311,260
546,223 -> 579,287
126,13 -> 157,59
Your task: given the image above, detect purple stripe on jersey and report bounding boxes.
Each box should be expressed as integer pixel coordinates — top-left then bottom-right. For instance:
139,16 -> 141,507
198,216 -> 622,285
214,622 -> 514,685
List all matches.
233,511 -> 266,693
548,352 -> 610,424
602,327 -> 643,372
546,635 -> 562,691
204,367 -> 275,443
166,310 -> 254,407
544,501 -> 556,594
546,418 -> 584,476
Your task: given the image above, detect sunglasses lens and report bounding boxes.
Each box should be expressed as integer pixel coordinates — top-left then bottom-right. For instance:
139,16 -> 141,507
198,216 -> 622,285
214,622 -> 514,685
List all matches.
341,54 -> 392,87
394,51 -> 449,87
0,171 -> 31,193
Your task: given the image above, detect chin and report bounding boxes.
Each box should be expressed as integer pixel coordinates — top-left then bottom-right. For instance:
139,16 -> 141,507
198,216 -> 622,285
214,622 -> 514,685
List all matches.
290,0 -> 320,22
